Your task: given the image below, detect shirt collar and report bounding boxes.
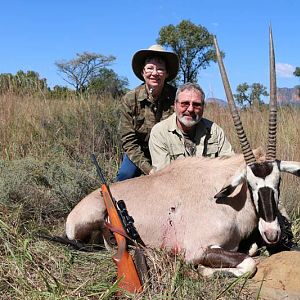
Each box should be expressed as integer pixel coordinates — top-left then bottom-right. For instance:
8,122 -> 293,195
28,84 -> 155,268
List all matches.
135,84 -> 149,102
136,84 -> 168,104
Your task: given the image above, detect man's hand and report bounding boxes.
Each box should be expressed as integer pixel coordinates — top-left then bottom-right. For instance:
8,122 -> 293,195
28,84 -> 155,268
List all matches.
149,168 -> 156,175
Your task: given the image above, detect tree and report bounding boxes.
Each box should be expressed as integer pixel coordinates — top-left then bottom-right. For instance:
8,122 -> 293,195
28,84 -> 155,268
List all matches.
294,67 -> 300,97
234,82 -> 268,108
15,70 -> 47,93
50,85 -> 73,99
0,70 -> 47,96
0,73 -> 13,94
88,68 -> 128,97
157,20 -> 219,84
250,83 -> 269,108
294,67 -> 300,77
55,52 -> 115,92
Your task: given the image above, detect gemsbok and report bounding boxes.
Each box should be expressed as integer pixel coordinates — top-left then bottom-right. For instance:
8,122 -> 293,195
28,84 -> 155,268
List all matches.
65,28 -> 300,276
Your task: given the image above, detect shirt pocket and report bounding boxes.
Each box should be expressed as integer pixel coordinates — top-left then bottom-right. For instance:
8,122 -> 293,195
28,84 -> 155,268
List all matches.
169,143 -> 185,161
134,114 -> 145,130
206,142 -> 219,158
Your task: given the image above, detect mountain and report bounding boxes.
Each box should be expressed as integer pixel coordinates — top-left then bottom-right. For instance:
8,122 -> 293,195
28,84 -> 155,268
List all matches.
206,87 -> 300,106
206,97 -> 227,106
277,87 -> 300,105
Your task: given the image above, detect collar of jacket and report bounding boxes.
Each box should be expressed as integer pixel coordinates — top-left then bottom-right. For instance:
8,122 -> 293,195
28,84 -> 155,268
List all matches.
135,84 -> 170,104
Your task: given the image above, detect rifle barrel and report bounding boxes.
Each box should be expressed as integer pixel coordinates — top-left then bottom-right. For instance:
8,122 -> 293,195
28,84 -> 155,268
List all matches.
91,153 -> 106,185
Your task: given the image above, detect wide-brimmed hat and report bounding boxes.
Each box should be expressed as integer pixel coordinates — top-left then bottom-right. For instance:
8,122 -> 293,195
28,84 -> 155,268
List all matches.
132,44 -> 179,82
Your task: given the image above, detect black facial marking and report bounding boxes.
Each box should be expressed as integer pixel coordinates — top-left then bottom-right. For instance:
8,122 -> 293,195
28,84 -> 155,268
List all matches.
250,162 -> 273,179
277,177 -> 281,199
257,187 -> 278,222
214,185 -> 235,199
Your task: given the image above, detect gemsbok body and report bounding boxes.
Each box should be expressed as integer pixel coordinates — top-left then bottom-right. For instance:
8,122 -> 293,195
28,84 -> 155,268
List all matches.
65,28 -> 300,276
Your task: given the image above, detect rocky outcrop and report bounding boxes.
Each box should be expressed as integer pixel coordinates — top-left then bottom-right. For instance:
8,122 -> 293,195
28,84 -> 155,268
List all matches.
208,87 -> 300,106
206,97 -> 227,106
249,251 -> 300,299
277,87 -> 300,104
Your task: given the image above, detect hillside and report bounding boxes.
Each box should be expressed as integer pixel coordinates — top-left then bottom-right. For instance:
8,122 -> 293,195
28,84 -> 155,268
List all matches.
277,87 -> 300,104
208,87 -> 300,106
206,97 -> 227,106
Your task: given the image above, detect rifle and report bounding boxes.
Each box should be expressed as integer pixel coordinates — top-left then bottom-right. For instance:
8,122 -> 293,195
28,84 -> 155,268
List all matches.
91,154 -> 143,293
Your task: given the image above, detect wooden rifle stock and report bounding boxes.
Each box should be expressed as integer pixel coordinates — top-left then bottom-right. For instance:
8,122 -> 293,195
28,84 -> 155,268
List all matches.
101,184 -> 142,293
91,154 -> 142,293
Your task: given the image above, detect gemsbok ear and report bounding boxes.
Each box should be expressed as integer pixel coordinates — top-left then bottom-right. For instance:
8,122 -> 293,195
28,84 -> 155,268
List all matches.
278,160 -> 300,177
214,167 -> 246,198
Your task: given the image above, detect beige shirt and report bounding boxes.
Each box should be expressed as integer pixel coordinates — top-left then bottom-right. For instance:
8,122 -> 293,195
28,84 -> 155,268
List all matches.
149,113 -> 234,171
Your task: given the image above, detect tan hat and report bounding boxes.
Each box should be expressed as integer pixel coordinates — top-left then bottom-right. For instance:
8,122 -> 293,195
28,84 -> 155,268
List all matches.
132,44 -> 179,82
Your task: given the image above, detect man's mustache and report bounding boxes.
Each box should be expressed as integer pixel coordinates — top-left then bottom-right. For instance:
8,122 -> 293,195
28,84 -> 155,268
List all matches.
182,112 -> 197,119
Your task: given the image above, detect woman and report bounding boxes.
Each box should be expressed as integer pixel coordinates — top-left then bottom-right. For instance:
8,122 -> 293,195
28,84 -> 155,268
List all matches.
116,44 -> 179,181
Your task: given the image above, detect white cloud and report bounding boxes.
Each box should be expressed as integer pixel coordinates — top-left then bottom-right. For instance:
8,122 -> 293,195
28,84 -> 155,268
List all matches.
276,63 -> 296,78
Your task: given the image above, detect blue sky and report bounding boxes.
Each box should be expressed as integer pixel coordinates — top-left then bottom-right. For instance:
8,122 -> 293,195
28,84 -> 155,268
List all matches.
1,0 -> 299,100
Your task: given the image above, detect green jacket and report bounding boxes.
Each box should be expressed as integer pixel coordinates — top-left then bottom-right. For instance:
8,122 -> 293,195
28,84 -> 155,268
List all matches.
119,83 -> 177,174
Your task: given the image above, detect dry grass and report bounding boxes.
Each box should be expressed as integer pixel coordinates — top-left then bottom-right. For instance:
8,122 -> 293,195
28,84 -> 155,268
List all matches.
0,94 -> 122,182
0,94 -> 299,299
204,103 -> 300,160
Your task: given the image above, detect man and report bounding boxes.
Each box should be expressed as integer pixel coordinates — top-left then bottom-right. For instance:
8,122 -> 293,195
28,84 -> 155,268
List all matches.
149,82 -> 233,171
116,45 -> 179,181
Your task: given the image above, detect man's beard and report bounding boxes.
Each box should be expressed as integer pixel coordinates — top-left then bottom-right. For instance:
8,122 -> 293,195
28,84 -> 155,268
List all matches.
177,112 -> 201,127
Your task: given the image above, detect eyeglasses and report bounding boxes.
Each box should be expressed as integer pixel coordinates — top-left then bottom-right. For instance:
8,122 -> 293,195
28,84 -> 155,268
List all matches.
176,101 -> 204,109
143,66 -> 166,75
